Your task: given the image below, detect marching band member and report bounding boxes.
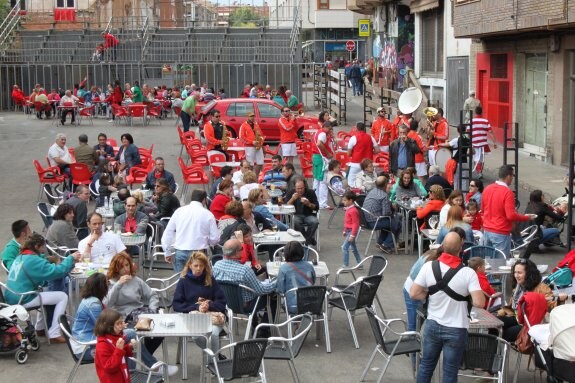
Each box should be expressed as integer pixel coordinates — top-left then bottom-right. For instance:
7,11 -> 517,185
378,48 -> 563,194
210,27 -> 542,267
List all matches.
348,122 -> 379,185
278,107 -> 298,164
371,107 -> 394,152
203,109 -> 227,155
239,112 -> 265,178
427,107 -> 449,166
312,121 -> 335,209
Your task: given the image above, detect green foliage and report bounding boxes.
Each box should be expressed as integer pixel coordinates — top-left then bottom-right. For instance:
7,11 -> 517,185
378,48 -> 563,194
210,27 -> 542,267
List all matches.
0,0 -> 10,21
228,6 -> 267,27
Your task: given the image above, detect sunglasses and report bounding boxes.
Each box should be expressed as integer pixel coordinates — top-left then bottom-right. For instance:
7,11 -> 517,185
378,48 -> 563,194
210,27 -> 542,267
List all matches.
515,258 -> 528,265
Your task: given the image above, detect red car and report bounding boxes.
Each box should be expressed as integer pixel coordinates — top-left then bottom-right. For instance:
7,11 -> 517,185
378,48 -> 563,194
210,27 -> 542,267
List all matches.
197,98 -> 320,141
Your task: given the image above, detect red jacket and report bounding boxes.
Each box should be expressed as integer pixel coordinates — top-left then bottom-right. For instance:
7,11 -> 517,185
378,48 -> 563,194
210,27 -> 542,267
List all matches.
467,211 -> 483,231
95,333 -> 133,383
210,193 -> 231,220
517,292 -> 548,327
343,205 -> 360,236
104,33 -> 119,48
476,271 -> 495,308
481,181 -> 529,235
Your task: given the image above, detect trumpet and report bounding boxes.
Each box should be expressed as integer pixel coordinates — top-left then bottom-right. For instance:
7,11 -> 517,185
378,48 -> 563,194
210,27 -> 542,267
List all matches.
221,120 -> 230,151
421,107 -> 438,138
254,124 -> 264,150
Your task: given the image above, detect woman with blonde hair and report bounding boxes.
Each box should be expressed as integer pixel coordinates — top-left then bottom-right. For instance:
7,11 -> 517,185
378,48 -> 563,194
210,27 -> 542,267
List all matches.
240,170 -> 269,201
172,252 -> 226,357
435,205 -> 474,244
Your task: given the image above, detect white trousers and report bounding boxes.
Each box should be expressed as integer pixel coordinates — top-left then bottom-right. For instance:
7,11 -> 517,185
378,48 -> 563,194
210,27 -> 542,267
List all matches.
347,164 -> 361,186
313,179 -> 329,208
23,291 -> 68,338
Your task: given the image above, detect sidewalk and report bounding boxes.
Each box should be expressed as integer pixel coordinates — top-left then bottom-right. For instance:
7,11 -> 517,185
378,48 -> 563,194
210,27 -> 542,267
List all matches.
339,95 -> 568,200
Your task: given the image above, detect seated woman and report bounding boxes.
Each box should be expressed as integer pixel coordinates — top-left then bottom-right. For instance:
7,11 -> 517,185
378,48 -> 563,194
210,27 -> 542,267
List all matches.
172,252 -> 226,359
5,233 -> 80,342
132,190 -> 157,216
104,253 -> 163,359
46,203 -> 79,249
415,185 -> 446,230
235,223 -> 266,276
248,188 -> 288,231
466,178 -> 483,206
152,178 -> 180,220
326,159 -> 347,195
525,189 -> 564,246
115,133 -> 141,175
276,241 -> 316,314
496,259 -> 566,342
435,205 -> 474,244
239,170 -> 269,201
391,169 -> 427,202
210,179 -> 233,220
353,158 -> 377,193
439,190 -> 470,228
218,200 -> 245,235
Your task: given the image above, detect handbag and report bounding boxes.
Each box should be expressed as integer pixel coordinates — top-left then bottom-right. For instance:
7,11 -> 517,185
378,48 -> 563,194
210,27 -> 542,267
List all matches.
515,325 -> 534,355
134,317 -> 153,331
126,306 -> 156,325
208,312 -> 226,326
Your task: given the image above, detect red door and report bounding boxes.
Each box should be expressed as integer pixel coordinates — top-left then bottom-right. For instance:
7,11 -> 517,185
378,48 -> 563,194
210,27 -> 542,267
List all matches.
476,52 -> 514,143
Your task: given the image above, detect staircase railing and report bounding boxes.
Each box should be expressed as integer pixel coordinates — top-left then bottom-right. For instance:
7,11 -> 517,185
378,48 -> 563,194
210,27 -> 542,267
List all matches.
140,16 -> 151,61
289,0 -> 301,63
0,2 -> 22,53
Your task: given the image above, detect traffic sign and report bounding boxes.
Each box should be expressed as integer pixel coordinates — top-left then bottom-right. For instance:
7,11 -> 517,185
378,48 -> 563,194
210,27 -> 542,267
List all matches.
358,19 -> 370,37
346,40 -> 356,52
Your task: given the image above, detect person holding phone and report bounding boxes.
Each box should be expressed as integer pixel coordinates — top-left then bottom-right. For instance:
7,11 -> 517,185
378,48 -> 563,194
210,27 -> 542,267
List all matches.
285,178 -> 319,247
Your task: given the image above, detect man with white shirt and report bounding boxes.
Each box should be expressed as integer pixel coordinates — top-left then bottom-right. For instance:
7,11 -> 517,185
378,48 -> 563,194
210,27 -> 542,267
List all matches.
231,159 -> 252,188
161,189 -> 220,272
59,89 -> 79,125
79,212 -> 127,263
410,232 -> 485,383
347,122 -> 379,185
48,133 -> 73,184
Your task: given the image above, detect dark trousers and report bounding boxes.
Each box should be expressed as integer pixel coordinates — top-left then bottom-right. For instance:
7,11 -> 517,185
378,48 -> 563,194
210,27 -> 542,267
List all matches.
61,108 -> 75,124
181,110 -> 191,132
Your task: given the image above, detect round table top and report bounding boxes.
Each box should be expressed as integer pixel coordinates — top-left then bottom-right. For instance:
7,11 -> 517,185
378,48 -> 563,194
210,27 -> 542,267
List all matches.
226,146 -> 245,151
211,161 -> 241,168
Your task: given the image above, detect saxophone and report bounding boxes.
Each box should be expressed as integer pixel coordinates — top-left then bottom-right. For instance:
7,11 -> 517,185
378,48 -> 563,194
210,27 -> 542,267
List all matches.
254,123 -> 264,150
221,120 -> 230,150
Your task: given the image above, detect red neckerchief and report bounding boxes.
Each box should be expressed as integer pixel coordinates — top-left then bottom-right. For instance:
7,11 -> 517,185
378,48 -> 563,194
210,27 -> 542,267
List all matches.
154,170 -> 163,179
438,253 -> 463,268
21,249 -> 36,255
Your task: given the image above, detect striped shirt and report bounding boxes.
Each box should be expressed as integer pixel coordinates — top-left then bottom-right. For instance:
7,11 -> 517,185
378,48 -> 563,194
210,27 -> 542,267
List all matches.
469,117 -> 492,147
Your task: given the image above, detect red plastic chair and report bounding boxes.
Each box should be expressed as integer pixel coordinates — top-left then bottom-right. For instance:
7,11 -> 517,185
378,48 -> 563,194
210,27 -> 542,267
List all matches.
125,166 -> 149,187
111,104 -> 128,125
257,163 -> 273,183
178,157 -> 209,202
146,104 -> 162,125
298,156 -> 313,180
335,152 -> 350,172
185,143 -> 209,166
68,147 -> 76,163
173,106 -> 182,127
69,163 -> 93,187
129,103 -> 147,127
34,102 -> 51,118
33,160 -> 65,201
373,153 -> 390,173
138,144 -> 154,159
78,105 -> 95,125
177,125 -> 197,157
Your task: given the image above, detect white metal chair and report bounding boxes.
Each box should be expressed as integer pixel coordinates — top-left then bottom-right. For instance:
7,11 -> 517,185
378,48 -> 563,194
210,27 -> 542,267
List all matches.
59,315 -> 98,383
146,272 -> 180,312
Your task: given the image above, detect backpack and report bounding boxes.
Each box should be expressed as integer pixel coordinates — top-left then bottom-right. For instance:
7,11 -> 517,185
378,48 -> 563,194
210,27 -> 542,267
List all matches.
543,267 -> 573,289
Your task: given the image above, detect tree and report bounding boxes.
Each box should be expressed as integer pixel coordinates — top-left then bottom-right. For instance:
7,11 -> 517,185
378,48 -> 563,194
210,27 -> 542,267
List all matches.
228,6 -> 266,27
0,0 -> 10,21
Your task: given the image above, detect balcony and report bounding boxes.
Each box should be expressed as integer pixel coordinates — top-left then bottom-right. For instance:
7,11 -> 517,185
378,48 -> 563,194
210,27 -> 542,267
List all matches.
347,0 -> 378,15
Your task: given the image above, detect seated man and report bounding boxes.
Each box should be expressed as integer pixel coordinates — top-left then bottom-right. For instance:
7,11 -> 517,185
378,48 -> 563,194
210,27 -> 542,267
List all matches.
93,133 -> 115,164
231,160 -> 252,188
59,89 -> 79,125
35,88 -> 51,119
47,133 -> 73,179
79,212 -> 127,263
66,186 -> 90,240
74,134 -> 97,171
145,156 -> 176,192
262,155 -> 286,186
362,175 -> 402,254
114,197 -> 149,235
213,239 -> 277,331
281,163 -> 298,195
152,178 -> 181,221
2,220 -> 32,270
285,179 -> 319,246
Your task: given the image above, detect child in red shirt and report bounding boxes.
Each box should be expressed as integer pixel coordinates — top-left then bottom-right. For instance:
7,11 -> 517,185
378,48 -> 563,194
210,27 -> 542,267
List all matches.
468,257 -> 496,309
342,191 -> 361,267
94,309 -> 134,383
465,200 -> 483,231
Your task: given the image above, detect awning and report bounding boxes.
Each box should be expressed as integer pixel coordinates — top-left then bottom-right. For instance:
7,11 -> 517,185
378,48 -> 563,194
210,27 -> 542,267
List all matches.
409,0 -> 440,13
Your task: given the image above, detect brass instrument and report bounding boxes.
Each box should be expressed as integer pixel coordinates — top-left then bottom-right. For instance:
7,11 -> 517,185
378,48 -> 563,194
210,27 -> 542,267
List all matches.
254,124 -> 264,150
221,120 -> 230,150
421,107 -> 438,140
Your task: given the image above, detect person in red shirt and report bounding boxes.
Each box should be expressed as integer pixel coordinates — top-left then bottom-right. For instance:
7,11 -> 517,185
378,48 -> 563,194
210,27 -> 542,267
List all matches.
11,85 -> 25,109
278,107 -> 298,163
467,257 -> 496,309
203,109 -> 227,154
102,32 -> 119,62
348,121 -> 379,185
416,184 -> 446,230
239,112 -> 264,177
341,191 -> 361,267
392,111 -> 411,142
94,309 -> 133,383
236,223 -> 267,276
407,119 -> 427,182
371,107 -> 394,152
427,108 -> 449,167
209,179 -> 233,220
482,165 -> 536,256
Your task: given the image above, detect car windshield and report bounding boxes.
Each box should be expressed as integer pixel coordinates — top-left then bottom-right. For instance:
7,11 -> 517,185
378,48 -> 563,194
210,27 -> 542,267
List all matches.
201,100 -> 216,113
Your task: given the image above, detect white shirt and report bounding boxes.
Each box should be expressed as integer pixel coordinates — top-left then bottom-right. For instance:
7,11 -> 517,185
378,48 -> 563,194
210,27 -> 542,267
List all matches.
78,231 -> 126,263
439,203 -> 450,228
239,183 -> 259,201
413,260 -> 481,329
347,135 -> 379,166
161,201 -> 220,251
47,143 -> 72,167
232,170 -> 244,185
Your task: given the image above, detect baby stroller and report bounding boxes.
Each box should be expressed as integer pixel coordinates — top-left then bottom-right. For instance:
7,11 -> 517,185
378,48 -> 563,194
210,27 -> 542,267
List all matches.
529,303 -> 575,383
0,304 -> 40,364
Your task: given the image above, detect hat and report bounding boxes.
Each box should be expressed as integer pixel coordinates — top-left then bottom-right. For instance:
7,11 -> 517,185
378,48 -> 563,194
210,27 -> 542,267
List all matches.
377,107 -> 385,113
247,112 -> 255,117
469,90 -> 476,96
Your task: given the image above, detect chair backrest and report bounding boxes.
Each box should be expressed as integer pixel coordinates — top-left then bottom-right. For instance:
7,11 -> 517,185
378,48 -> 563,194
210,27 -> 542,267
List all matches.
218,281 -> 250,315
58,315 -> 82,362
0,283 -> 6,303
44,184 -> 62,205
460,333 -> 502,373
70,163 -> 92,182
33,159 -> 45,174
462,245 -> 506,265
354,274 -> 383,310
365,307 -> 386,350
367,255 -> 388,277
296,286 -> 327,316
355,202 -> 373,229
230,339 -> 268,378
37,202 -> 54,228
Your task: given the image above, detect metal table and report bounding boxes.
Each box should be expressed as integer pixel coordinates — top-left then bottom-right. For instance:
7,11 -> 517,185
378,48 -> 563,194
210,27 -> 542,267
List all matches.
253,231 -> 306,252
137,312 -> 212,380
469,307 -> 504,335
266,204 -> 295,228
395,198 -> 424,254
266,260 -> 330,284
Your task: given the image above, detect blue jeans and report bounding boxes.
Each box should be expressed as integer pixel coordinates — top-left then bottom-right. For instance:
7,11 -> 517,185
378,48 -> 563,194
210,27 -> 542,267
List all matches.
483,231 -> 511,257
417,319 -> 468,383
341,230 -> 361,266
541,227 -> 560,243
174,249 -> 193,273
368,216 -> 401,248
403,287 -> 423,369
47,276 -> 69,294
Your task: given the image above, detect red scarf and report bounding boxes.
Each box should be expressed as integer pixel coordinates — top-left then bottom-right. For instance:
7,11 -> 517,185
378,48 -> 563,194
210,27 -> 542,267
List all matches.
21,249 -> 36,255
154,170 -> 163,179
438,253 -> 463,268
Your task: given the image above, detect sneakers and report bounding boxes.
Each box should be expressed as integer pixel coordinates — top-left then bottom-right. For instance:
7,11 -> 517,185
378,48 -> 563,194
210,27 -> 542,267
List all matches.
376,243 -> 392,254
162,365 -> 179,377
108,119 -> 114,123
217,353 -> 227,361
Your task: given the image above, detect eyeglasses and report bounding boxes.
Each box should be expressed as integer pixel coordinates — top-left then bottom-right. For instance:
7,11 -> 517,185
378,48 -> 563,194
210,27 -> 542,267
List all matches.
515,258 -> 528,264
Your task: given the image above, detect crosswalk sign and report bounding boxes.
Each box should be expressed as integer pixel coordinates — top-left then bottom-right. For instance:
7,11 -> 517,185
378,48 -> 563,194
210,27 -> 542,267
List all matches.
358,19 -> 370,37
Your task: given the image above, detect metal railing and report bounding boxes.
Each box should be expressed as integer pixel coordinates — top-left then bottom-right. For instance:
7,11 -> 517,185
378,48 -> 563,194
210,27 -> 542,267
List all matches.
0,2 -> 22,53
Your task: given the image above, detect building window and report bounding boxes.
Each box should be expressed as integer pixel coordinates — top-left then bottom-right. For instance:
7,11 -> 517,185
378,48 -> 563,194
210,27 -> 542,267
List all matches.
56,0 -> 75,7
421,7 -> 444,76
490,54 -> 508,79
318,0 -> 329,10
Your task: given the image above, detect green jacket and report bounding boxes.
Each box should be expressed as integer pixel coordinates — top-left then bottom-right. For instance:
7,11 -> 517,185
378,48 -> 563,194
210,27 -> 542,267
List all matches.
5,253 -> 75,305
1,238 -> 20,270
132,86 -> 143,103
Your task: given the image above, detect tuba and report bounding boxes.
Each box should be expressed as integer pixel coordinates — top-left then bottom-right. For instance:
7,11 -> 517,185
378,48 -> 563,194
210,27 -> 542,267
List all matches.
422,107 -> 438,139
254,124 -> 264,150
221,120 -> 230,150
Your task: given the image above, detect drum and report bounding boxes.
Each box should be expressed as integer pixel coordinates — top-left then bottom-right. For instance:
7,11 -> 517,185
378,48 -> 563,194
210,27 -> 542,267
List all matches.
435,148 -> 452,172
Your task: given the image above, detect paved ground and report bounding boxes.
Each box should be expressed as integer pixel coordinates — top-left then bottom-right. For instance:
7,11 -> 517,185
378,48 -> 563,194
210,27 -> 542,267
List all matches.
0,100 -> 569,382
